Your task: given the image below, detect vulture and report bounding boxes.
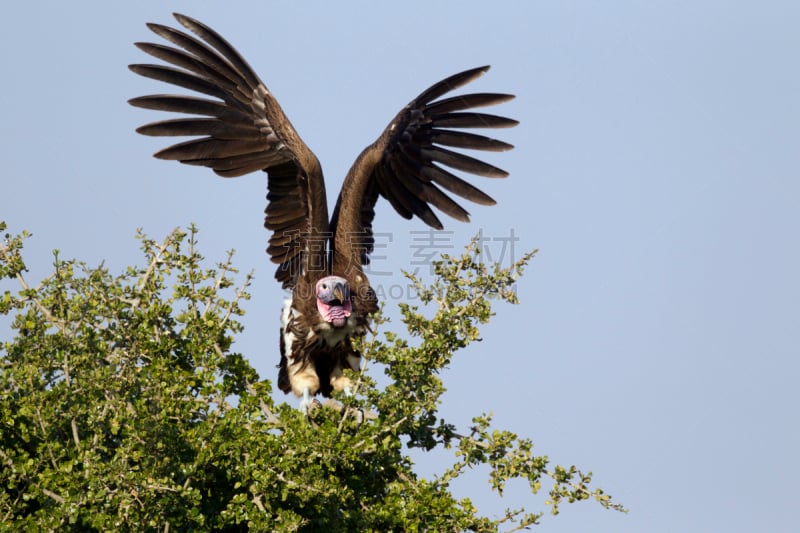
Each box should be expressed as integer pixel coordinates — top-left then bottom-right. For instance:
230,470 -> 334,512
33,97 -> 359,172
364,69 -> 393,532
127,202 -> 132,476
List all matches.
129,13 -> 517,410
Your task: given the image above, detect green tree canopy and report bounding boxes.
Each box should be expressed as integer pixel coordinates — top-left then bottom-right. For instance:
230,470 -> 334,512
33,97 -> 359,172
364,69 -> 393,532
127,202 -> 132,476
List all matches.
0,222 -> 624,531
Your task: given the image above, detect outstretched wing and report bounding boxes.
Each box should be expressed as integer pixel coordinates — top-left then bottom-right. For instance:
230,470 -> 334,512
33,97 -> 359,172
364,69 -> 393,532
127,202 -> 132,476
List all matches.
128,13 -> 329,288
329,66 -> 517,270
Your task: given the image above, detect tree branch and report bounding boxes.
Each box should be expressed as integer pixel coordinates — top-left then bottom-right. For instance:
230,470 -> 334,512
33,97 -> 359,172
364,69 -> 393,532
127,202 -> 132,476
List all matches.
136,227 -> 179,292
41,488 -> 65,505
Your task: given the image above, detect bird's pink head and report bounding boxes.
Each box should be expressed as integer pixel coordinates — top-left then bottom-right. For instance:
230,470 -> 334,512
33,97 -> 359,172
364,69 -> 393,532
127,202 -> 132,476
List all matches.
315,276 -> 352,328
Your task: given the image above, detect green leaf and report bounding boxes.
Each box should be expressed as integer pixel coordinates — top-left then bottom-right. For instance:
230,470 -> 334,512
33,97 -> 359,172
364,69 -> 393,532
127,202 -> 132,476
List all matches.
0,225 -> 624,530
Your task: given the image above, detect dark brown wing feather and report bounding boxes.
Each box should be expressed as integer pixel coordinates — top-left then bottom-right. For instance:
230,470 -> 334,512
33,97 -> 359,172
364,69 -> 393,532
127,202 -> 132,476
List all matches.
330,65 -> 517,271
128,13 -> 329,288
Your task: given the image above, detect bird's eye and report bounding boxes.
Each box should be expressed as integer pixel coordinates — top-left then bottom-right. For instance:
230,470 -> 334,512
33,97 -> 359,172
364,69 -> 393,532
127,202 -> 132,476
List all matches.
321,284 -> 327,289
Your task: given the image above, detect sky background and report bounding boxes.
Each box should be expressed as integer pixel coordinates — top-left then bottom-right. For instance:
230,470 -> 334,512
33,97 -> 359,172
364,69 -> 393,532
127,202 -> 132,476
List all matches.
2,2 -> 799,531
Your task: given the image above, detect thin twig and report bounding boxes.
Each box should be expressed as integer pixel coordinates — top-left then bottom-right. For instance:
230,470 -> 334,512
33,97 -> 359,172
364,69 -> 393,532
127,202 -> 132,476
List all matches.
245,381 -> 280,425
137,227 -> 179,292
41,488 -> 65,505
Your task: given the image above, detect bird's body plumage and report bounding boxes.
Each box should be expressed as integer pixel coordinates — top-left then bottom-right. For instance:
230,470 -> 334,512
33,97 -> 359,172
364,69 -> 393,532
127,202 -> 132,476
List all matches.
130,13 -> 517,407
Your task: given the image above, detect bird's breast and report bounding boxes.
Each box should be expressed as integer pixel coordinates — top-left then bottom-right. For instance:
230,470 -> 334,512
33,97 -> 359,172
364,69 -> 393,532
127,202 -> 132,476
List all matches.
316,314 -> 363,348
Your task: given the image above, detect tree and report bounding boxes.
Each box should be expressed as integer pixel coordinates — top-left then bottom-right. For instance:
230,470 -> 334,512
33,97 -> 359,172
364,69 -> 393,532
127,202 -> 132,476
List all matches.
0,221 -> 624,531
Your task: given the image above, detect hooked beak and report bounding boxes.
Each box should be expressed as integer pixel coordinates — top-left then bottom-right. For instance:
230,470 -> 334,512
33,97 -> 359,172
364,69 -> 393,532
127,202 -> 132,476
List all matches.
332,283 -> 345,303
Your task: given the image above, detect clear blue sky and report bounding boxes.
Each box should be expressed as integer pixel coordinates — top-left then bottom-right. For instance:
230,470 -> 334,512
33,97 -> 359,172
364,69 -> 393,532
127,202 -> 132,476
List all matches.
2,2 -> 799,531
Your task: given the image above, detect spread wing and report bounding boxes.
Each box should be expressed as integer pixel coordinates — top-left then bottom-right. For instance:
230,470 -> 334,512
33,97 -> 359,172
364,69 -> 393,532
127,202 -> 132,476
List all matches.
128,13 -> 329,288
329,66 -> 517,270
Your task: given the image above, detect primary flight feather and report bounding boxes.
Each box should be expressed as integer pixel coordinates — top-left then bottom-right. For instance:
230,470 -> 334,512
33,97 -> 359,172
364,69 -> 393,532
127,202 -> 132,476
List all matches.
129,13 -> 518,410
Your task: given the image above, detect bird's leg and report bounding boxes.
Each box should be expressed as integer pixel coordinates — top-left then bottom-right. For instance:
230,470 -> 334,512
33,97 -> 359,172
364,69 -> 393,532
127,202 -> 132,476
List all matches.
298,386 -> 312,413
